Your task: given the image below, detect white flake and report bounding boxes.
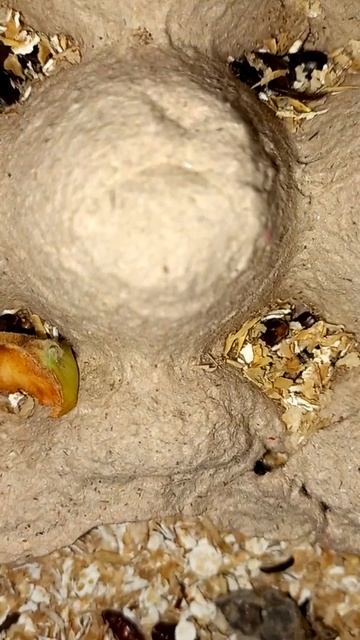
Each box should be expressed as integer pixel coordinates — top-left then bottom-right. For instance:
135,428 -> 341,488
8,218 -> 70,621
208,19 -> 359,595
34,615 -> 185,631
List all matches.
122,606 -> 138,622
188,538 -> 222,578
190,599 -> 217,623
223,533 -> 236,545
259,91 -> 269,102
226,574 -> 240,591
59,558 -> 73,599
287,394 -> 317,411
30,585 -> 50,605
289,321 -> 302,331
175,618 -> 197,640
50,34 -> 62,53
141,604 -> 160,626
175,525 -> 197,550
246,557 -> 261,576
0,308 -> 19,315
111,523 -> 127,553
240,343 -> 254,364
7,391 -> 35,417
147,531 -> 165,551
122,566 -> 149,593
42,57 -> 56,75
245,537 -> 270,555
298,587 -> 312,605
312,346 -> 332,364
19,600 -> 38,613
18,613 -> 36,633
263,308 -> 291,320
341,575 -> 360,593
139,577 -> 169,621
12,33 -> 40,56
75,563 -> 100,597
328,565 -> 345,576
13,11 -> 21,28
288,39 -> 304,54
20,85 -> 32,103
95,525 -> 119,552
44,321 -> 59,339
233,564 -> 252,589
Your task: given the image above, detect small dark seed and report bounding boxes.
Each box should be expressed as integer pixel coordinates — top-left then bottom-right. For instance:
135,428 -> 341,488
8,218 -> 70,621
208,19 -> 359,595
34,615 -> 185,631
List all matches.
0,42 -> 12,66
260,556 -> 295,573
102,609 -> 145,640
298,598 -> 311,618
174,581 -> 186,609
288,50 -> 328,72
0,69 -> 21,106
253,459 -> 272,475
229,57 -> 262,87
17,44 -> 42,74
293,311 -> 318,328
151,621 -> 176,640
261,318 -> 289,347
288,50 -> 328,89
0,611 -> 20,633
297,347 -> 314,364
255,51 -> 288,71
267,73 -> 292,94
0,313 -> 36,335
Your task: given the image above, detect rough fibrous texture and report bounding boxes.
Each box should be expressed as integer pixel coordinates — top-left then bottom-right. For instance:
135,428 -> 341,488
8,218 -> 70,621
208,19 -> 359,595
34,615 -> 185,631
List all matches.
0,0 -> 359,564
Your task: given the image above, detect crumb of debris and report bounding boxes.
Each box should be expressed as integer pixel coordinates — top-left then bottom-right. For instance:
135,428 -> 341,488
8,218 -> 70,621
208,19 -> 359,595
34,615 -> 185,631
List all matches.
300,0 -> 324,19
0,517 -> 358,639
224,304 -> 359,435
133,27 -> 153,46
0,7 -> 81,109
